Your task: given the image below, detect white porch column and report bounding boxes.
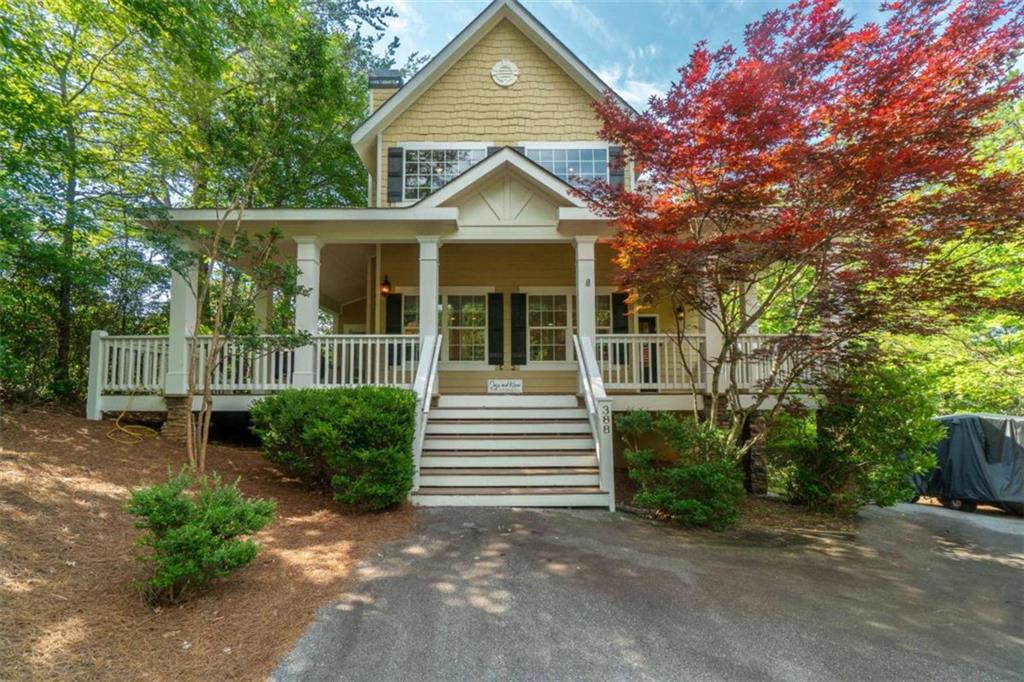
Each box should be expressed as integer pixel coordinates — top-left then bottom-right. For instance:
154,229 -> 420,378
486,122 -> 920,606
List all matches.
417,236 -> 440,338
743,285 -> 759,334
164,260 -> 199,396
293,237 -> 322,387
85,329 -> 108,420
574,236 -> 597,342
254,289 -> 274,331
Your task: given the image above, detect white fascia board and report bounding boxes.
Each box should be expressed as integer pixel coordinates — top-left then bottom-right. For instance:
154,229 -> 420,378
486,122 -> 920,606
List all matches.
163,207 -> 458,224
351,0 -> 635,167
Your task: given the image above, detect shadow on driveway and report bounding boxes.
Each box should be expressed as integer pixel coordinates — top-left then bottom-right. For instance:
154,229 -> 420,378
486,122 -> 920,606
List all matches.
273,503 -> 1023,681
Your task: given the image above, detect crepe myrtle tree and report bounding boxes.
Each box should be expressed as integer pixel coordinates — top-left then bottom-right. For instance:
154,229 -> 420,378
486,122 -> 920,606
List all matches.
154,212 -> 309,472
577,0 -> 1024,451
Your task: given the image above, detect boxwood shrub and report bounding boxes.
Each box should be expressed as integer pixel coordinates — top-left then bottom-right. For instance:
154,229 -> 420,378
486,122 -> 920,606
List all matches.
250,387 -> 416,511
617,411 -> 746,531
125,472 -> 276,604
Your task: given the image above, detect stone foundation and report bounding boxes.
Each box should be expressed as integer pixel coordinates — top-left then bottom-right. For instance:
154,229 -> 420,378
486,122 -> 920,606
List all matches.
744,413 -> 769,496
161,396 -> 190,442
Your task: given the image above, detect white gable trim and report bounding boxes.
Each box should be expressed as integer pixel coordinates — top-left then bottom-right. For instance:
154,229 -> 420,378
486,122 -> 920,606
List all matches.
351,0 -> 635,166
415,147 -> 584,209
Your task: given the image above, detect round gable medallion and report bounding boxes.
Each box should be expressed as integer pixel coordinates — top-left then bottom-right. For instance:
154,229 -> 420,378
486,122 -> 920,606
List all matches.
491,59 -> 519,87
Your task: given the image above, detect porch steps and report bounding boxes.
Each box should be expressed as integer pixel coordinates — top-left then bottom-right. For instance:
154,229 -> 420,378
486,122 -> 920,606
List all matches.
411,394 -> 610,508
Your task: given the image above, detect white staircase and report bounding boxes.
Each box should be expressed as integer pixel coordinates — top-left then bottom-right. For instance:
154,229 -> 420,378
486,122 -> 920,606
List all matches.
411,394 -> 612,507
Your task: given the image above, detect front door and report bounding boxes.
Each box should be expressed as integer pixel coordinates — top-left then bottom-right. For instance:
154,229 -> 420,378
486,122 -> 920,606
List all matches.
637,315 -> 659,391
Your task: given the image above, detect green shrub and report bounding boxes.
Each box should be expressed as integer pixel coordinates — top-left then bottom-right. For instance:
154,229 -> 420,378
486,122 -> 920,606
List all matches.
766,351 -> 944,517
124,472 -> 275,604
250,386 -> 416,511
617,412 -> 745,530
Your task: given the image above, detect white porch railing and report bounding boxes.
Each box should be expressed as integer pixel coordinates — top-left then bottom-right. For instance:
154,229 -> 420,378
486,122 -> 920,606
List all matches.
733,334 -> 818,390
98,335 -> 169,393
595,334 -> 706,392
92,333 -> 419,396
574,334 -> 615,511
315,335 -> 420,388
594,333 -> 817,393
192,336 -> 295,391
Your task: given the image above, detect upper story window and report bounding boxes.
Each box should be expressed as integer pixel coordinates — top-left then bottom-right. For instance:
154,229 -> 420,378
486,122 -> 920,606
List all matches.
524,146 -> 608,186
403,148 -> 486,201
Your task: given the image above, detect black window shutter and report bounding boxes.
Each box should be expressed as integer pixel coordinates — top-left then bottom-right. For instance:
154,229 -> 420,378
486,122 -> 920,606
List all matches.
609,146 -> 625,190
385,293 -> 403,365
611,292 -> 629,333
387,147 -> 404,203
385,294 -> 403,334
486,146 -> 501,157
487,293 -> 504,366
510,293 -> 527,366
512,146 -> 525,155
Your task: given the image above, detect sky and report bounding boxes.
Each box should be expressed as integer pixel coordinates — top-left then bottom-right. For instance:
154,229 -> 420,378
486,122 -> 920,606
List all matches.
381,0 -> 890,110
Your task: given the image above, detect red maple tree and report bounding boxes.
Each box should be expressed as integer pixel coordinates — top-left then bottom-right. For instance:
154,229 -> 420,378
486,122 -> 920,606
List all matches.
579,0 -> 1024,445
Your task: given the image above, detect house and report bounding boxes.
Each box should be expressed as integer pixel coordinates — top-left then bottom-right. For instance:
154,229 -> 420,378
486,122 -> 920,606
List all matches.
85,0 -> 786,508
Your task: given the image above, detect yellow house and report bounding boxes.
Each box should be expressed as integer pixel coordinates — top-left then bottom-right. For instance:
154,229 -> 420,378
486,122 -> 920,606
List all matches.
85,0 -> 781,508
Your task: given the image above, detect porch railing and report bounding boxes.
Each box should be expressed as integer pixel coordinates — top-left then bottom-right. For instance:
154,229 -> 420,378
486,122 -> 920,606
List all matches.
98,335 -> 169,393
594,334 -> 706,391
593,333 -> 817,392
315,335 -> 420,388
733,334 -> 818,390
93,333 -> 418,396
192,336 -> 294,392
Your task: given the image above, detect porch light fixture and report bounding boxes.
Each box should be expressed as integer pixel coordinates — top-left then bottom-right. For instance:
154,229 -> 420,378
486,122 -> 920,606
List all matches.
675,306 -> 685,321
380,275 -> 392,296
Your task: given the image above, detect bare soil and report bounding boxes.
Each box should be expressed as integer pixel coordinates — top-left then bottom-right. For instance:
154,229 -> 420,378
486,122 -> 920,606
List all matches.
0,406 -> 414,681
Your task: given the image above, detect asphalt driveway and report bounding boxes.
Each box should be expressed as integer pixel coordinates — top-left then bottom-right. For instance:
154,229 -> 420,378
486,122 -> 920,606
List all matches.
272,503 -> 1023,681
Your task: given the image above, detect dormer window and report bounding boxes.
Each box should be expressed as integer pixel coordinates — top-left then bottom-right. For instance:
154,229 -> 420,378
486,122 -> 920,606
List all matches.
402,144 -> 487,201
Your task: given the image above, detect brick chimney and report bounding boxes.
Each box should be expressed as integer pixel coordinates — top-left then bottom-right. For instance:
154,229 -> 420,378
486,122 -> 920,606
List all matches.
369,69 -> 403,113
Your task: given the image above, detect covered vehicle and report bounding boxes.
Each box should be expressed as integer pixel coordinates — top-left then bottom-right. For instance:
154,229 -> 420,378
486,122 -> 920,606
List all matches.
912,414 -> 1024,514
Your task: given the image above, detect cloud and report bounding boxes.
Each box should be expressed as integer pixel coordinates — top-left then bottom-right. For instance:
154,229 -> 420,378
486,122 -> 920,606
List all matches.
596,64 -> 665,110
389,0 -> 428,59
551,0 -> 617,45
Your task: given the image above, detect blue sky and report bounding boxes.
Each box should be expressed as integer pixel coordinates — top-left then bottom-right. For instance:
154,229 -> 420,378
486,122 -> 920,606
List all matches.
383,0 -> 889,109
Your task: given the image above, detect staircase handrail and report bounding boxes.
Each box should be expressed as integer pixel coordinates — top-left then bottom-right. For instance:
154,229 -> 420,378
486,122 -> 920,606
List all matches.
411,335 -> 443,491
574,334 -> 615,509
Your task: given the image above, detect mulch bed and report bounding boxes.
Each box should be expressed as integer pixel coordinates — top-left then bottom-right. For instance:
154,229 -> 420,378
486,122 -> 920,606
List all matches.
0,405 -> 414,681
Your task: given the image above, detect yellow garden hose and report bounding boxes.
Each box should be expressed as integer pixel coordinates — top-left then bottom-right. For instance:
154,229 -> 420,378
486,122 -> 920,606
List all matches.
105,391 -> 160,444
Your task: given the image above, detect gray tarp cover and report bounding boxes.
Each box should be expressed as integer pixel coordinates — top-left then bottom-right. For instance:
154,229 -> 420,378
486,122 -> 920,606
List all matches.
913,414 -> 1024,506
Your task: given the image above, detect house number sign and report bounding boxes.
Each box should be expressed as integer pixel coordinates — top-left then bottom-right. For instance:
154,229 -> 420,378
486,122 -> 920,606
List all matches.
600,402 -> 612,435
488,378 -> 523,394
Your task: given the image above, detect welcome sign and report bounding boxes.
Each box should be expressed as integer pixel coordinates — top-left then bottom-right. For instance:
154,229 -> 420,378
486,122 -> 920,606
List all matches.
487,379 -> 523,394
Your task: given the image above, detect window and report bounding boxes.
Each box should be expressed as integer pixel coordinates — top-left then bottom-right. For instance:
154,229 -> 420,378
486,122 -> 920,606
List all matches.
528,294 -> 570,362
446,295 -> 486,362
404,148 -> 486,201
401,295 -> 419,335
525,147 -> 607,186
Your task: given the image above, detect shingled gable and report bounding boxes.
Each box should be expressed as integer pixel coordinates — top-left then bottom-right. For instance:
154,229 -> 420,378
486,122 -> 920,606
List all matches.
350,0 -> 636,169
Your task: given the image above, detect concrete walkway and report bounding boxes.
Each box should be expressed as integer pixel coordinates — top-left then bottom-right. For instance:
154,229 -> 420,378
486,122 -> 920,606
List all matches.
272,503 -> 1023,681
